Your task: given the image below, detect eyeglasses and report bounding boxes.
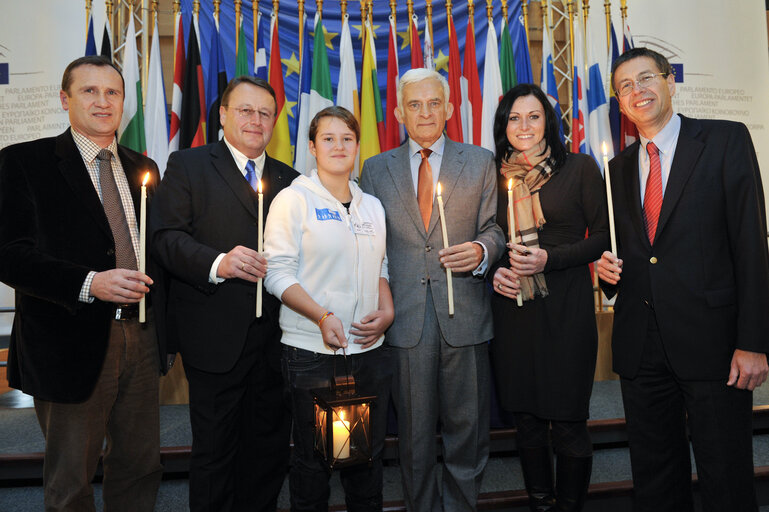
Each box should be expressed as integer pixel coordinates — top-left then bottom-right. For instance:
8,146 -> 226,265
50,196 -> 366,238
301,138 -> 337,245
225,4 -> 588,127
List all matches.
223,106 -> 275,122
616,73 -> 669,97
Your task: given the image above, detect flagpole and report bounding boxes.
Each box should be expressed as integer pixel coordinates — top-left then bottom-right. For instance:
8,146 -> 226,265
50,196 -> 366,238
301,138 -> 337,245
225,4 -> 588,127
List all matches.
521,1 -> 530,52
366,0 -> 373,26
298,0 -> 306,62
485,0 -> 493,22
604,0 -> 612,54
253,1 -> 260,67
620,0 -> 628,33
141,0 -> 149,102
359,1 -> 365,39
467,0 -> 474,30
426,0 -> 433,57
235,0 -> 242,54
541,0 -> 549,63
582,0 -> 589,40
341,0 -> 347,17
86,0 -> 92,31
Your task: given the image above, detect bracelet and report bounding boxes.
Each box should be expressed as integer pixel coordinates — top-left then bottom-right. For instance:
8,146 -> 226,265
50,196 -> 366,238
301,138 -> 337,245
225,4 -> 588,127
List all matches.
318,311 -> 334,327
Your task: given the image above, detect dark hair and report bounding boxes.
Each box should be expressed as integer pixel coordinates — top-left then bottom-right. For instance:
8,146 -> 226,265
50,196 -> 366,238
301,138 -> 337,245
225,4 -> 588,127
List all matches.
493,83 -> 567,170
309,106 -> 360,143
61,56 -> 124,95
221,76 -> 277,112
610,47 -> 672,94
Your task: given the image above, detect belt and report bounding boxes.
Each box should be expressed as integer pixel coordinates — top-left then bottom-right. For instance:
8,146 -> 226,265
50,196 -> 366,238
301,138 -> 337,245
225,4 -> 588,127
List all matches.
113,304 -> 139,321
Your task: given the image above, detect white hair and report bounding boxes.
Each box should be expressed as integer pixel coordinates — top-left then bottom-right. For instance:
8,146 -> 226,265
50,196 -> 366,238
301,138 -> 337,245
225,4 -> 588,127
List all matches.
396,68 -> 451,113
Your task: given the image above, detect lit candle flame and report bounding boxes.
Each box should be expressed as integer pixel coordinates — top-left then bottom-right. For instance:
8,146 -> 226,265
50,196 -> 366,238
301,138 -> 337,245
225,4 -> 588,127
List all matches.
339,410 -> 346,422
437,182 -> 442,197
601,141 -> 608,157
508,178 -> 513,191
257,179 -> 263,194
142,172 -> 150,186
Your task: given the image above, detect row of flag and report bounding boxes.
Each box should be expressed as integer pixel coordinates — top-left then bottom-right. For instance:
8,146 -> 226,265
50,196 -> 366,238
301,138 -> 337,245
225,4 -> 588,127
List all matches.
85,1 -> 636,178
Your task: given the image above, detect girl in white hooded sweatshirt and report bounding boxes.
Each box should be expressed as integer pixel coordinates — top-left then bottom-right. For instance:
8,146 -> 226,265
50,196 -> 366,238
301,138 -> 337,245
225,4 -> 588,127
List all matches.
263,106 -> 393,510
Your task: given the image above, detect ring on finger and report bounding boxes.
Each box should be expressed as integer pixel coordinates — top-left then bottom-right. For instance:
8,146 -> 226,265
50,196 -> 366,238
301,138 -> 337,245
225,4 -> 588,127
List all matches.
241,263 -> 245,271
497,283 -> 502,290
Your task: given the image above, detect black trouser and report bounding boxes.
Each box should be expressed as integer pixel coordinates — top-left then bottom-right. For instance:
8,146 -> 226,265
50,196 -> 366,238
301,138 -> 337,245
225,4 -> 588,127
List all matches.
620,314 -> 757,512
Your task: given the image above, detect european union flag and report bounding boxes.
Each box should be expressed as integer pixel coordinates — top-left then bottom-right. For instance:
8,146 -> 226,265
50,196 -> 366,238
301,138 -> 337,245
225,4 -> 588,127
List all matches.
0,63 -> 8,85
671,63 -> 684,83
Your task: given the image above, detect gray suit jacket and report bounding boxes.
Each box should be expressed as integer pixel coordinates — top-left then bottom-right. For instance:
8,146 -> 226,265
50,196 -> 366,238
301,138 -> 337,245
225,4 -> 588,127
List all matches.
360,138 -> 505,348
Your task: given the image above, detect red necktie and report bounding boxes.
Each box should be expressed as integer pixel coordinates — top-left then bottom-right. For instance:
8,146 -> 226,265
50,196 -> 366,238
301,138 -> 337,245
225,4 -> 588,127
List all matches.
417,149 -> 433,231
643,141 -> 663,244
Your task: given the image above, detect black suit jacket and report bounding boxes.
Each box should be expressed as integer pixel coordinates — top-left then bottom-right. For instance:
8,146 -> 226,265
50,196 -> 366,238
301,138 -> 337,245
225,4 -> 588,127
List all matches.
0,129 -> 161,402
150,140 -> 298,373
605,115 -> 769,380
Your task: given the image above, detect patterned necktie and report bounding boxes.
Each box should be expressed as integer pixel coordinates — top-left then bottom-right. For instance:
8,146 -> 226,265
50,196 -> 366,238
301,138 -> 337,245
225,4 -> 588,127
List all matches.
245,159 -> 258,191
96,149 -> 137,270
643,141 -> 663,244
417,148 -> 433,231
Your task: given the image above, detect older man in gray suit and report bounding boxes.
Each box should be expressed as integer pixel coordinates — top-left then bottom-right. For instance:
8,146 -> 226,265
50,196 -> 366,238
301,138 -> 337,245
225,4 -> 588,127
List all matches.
360,68 -> 505,511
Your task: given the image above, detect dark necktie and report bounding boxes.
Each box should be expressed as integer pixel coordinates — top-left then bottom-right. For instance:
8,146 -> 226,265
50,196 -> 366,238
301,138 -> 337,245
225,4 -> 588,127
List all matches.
245,159 -> 258,191
96,149 -> 137,270
417,149 -> 433,231
643,141 -> 663,244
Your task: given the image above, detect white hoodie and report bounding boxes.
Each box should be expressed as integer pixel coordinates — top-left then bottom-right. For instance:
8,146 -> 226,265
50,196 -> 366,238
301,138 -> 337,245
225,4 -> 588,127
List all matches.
263,170 -> 388,355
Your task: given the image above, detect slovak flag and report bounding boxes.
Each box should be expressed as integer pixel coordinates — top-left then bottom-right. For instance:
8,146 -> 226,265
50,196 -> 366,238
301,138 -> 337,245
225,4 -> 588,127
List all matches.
571,13 -> 589,154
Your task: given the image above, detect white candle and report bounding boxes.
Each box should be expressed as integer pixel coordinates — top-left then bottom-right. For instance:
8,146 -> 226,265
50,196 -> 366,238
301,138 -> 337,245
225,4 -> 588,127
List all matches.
139,172 -> 149,323
256,179 -> 264,318
332,417 -> 351,460
436,183 -> 454,316
507,179 -> 523,307
602,142 -> 618,256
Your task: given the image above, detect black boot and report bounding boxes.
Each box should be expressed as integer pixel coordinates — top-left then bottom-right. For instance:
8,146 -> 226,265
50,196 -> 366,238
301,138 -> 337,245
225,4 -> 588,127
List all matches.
518,446 -> 556,511
554,454 -> 592,512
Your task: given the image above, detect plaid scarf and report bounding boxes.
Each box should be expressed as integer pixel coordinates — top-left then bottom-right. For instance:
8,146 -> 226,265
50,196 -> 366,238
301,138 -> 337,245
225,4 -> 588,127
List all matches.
499,139 -> 554,301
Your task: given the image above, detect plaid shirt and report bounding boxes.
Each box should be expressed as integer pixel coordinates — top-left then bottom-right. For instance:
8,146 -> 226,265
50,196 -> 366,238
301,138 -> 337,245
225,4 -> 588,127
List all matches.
71,129 -> 141,302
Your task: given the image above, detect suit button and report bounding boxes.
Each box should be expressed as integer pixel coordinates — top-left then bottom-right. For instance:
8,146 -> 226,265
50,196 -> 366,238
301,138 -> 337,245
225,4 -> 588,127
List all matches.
650,256 -> 658,264
425,245 -> 431,252
107,248 -> 115,256
420,278 -> 426,285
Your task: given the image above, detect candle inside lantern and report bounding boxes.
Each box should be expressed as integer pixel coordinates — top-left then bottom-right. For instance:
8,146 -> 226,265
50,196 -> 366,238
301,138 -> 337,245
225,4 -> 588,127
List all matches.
602,142 -> 618,256
256,179 -> 263,318
507,179 -> 523,307
332,411 -> 351,460
436,183 -> 454,316
139,172 -> 150,323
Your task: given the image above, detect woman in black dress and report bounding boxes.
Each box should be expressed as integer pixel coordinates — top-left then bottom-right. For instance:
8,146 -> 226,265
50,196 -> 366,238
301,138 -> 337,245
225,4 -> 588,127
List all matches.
489,84 -> 608,511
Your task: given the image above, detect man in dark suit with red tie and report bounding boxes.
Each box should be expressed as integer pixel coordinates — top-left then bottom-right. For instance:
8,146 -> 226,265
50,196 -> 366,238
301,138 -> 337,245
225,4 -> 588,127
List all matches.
151,76 -> 297,512
597,48 -> 769,511
0,56 -> 162,511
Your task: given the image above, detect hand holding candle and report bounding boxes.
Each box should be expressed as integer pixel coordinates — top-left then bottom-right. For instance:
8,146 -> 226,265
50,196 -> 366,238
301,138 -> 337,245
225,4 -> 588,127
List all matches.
507,179 -> 524,307
256,179 -> 263,318
602,142 -> 618,256
139,172 -> 150,323
436,183 -> 454,316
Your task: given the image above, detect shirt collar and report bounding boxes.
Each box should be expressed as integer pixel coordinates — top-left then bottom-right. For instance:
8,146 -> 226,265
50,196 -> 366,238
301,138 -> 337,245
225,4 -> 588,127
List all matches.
70,128 -> 118,163
639,112 -> 681,157
408,134 -> 445,159
223,136 -> 267,175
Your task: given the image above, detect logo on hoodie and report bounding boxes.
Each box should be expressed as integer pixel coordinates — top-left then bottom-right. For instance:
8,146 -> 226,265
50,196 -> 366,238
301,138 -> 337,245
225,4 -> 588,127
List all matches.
315,208 -> 342,222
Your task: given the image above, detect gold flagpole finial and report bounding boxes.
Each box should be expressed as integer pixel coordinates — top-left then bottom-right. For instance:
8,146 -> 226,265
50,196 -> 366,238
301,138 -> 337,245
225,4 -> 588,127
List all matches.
445,0 -> 453,19
583,0 -> 590,27
501,0 -> 508,20
85,0 -> 92,30
620,0 -> 628,21
366,0 -> 373,25
341,0 -> 348,17
172,0 -> 179,14
298,0 -> 305,61
273,1 -> 280,16
213,0 -> 220,21
316,0 -> 323,17
407,0 -> 414,20
486,0 -> 493,22
235,0 -> 242,52
193,0 -> 199,16
254,1 -> 260,65
390,0 -> 397,18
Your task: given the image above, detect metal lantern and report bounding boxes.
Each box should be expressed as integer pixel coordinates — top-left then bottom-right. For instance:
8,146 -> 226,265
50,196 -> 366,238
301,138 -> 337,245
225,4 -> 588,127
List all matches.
312,376 -> 376,470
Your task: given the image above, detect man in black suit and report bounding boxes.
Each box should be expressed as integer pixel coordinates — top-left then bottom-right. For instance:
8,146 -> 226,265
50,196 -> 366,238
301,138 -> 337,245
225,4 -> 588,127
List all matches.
597,47 -> 769,511
0,56 -> 162,511
151,76 -> 297,512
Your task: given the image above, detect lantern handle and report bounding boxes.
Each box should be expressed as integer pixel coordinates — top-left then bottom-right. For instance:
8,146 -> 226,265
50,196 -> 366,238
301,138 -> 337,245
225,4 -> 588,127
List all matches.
332,347 -> 356,395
